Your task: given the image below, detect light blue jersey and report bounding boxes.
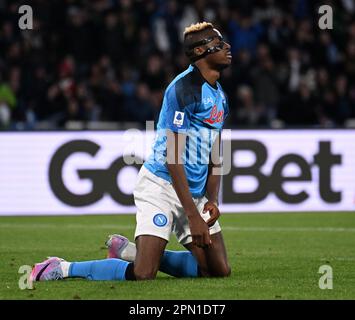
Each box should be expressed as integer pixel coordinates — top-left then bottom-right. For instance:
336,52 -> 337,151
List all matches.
144,64 -> 229,197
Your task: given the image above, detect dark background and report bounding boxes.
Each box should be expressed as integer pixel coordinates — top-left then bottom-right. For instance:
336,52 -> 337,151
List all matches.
0,0 -> 354,130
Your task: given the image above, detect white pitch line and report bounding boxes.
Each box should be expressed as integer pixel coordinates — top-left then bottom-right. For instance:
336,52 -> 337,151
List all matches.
0,223 -> 133,230
1,224 -> 355,232
222,226 -> 355,232
321,257 -> 355,261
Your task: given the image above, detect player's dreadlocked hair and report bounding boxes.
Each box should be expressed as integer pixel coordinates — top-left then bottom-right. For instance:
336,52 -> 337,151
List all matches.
183,22 -> 214,37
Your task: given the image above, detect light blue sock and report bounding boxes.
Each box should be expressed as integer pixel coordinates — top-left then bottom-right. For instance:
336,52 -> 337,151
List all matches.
160,251 -> 198,278
69,258 -> 129,281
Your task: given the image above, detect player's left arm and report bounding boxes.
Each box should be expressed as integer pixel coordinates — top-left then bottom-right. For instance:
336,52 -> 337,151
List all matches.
204,133 -> 223,227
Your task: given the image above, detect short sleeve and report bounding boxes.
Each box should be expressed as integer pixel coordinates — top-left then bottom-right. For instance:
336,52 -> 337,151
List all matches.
162,82 -> 198,133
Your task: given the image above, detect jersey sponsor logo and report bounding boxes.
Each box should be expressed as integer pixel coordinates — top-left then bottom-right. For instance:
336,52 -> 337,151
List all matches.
173,111 -> 185,127
204,105 -> 224,124
153,213 -> 168,227
202,97 -> 214,105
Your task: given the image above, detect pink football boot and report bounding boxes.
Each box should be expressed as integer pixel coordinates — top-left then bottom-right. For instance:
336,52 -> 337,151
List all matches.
105,234 -> 131,259
29,257 -> 64,282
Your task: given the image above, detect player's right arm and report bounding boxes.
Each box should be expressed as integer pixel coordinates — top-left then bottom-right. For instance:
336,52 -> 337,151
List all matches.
166,130 -> 211,248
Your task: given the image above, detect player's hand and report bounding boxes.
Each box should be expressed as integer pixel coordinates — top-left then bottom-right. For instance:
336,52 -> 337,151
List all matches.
203,201 -> 220,227
188,215 -> 212,248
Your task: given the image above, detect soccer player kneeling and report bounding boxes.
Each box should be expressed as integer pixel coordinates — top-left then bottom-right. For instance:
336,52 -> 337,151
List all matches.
30,22 -> 232,283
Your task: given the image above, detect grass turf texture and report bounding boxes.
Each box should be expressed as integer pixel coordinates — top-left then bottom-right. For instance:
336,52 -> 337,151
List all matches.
1,212 -> 355,300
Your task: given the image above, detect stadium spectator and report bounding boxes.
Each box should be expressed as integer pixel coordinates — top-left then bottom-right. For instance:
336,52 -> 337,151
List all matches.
0,0 -> 355,129
232,85 -> 267,126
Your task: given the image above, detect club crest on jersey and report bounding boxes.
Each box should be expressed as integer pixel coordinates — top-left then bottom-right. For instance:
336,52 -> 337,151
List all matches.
173,111 -> 185,127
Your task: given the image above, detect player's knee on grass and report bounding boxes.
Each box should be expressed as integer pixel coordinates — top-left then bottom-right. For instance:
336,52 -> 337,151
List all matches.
134,264 -> 159,280
198,263 -> 231,278
134,235 -> 167,280
197,265 -> 211,277
134,260 -> 159,280
210,262 -> 231,278
196,262 -> 230,278
197,257 -> 231,278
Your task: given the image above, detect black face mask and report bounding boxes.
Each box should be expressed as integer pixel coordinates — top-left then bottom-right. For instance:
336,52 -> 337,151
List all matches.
185,35 -> 227,62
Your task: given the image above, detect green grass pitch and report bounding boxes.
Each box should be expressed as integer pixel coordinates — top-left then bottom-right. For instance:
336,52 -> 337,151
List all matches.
1,212 -> 355,300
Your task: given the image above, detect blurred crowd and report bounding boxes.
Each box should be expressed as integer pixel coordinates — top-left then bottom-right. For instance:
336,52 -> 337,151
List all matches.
1,0 -> 355,129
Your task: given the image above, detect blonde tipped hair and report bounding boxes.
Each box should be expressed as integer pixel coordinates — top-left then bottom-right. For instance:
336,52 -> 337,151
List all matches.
183,22 -> 214,36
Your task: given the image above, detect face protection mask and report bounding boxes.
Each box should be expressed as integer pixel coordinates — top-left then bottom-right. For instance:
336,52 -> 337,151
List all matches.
184,30 -> 227,62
